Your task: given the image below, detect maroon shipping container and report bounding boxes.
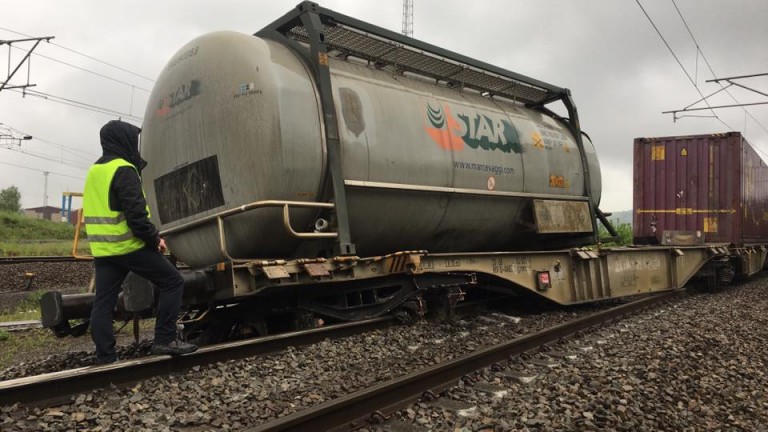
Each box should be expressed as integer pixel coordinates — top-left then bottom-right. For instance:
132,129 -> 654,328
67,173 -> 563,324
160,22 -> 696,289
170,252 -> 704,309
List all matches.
633,132 -> 768,246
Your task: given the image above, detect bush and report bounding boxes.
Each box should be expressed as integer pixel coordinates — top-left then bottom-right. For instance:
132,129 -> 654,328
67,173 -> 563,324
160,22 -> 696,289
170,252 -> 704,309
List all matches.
598,218 -> 632,246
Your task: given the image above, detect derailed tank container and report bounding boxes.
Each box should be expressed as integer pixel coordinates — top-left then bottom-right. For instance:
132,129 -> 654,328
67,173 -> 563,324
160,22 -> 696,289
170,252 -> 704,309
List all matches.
633,132 -> 768,245
141,4 -> 602,268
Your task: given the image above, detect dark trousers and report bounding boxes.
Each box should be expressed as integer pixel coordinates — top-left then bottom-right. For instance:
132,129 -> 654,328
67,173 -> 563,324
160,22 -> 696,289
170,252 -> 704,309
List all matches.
91,247 -> 184,361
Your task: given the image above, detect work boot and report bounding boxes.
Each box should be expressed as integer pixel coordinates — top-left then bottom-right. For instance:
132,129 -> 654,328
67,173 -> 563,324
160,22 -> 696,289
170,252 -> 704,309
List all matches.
151,340 -> 198,356
94,355 -> 118,365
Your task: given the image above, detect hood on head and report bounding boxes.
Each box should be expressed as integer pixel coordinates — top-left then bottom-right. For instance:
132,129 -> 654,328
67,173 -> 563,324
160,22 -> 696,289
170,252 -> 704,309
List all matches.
100,120 -> 146,170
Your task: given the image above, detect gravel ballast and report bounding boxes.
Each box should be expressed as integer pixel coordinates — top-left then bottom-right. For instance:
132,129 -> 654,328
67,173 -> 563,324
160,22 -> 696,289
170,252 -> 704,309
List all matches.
0,302 -> 602,431
375,279 -> 768,431
0,261 -> 92,314
0,261 -> 92,294
2,279 -> 767,431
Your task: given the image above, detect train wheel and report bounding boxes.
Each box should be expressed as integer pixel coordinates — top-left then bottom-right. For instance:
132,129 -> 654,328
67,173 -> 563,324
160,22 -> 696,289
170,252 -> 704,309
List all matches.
716,262 -> 735,286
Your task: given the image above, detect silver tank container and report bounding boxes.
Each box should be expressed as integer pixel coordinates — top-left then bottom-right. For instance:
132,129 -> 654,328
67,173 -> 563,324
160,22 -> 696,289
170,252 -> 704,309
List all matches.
142,31 -> 601,268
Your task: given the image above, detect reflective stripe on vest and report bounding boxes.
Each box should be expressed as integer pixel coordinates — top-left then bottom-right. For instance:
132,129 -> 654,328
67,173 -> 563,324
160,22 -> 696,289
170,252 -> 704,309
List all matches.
83,158 -> 149,257
83,214 -> 126,224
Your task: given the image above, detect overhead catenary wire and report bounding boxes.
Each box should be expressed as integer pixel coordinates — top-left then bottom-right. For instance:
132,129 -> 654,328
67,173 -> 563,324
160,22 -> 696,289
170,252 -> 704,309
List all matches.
29,135 -> 99,162
1,138 -> 93,166
1,146 -> 91,170
1,26 -> 151,121
1,123 -> 99,162
0,25 -> 154,83
9,45 -> 152,93
671,0 -> 768,136
0,160 -> 85,180
8,88 -> 143,122
635,0 -> 735,132
29,136 -> 98,162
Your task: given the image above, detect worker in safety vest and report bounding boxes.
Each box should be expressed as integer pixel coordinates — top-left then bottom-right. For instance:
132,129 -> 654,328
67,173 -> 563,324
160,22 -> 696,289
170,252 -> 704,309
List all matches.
83,120 -> 197,363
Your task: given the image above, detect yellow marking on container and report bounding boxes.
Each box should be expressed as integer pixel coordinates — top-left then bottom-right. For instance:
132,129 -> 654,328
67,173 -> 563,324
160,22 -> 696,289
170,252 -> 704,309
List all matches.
651,145 -> 665,160
636,209 -> 736,214
531,131 -> 545,149
318,52 -> 329,66
704,217 -> 718,233
709,145 -> 715,200
681,147 -> 688,157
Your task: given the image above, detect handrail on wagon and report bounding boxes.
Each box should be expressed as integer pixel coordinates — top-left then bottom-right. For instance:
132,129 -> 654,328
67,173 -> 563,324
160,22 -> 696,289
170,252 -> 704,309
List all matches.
160,200 -> 338,262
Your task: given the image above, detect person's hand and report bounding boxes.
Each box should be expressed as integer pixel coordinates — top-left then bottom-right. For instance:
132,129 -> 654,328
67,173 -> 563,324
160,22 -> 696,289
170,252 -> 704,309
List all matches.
158,238 -> 167,253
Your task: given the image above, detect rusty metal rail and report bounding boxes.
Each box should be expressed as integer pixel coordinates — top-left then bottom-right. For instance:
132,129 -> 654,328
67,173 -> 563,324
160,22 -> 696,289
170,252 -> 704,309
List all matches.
248,290 -> 681,432
0,317 -> 396,407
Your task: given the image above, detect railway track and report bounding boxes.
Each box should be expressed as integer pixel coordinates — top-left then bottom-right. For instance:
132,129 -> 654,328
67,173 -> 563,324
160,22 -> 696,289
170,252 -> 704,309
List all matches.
248,290 -> 680,432
0,292 -> 677,428
0,317 -> 396,407
0,256 -> 91,265
0,320 -> 41,332
0,298 -> 498,405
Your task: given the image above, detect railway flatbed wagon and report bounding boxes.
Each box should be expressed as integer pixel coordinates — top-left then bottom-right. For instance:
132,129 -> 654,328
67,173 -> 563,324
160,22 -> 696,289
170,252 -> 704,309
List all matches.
41,237 -> 767,340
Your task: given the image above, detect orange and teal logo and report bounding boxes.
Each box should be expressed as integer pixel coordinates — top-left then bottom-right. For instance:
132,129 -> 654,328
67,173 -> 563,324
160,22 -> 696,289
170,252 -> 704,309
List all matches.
424,102 -> 522,154
156,80 -> 201,118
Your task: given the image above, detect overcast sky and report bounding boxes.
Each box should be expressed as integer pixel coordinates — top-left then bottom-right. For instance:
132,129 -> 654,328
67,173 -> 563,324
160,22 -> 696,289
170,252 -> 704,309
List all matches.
1,0 -> 766,213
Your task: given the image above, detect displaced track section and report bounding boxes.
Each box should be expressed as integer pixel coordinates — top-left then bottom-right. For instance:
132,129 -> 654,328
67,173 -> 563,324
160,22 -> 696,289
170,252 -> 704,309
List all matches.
249,291 -> 680,432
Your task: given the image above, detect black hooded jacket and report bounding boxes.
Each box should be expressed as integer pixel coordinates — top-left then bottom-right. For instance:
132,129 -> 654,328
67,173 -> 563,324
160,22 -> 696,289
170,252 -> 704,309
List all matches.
95,120 -> 160,250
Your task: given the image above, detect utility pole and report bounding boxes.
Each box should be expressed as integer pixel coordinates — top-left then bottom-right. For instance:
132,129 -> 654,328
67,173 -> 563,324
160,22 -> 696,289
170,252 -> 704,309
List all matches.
43,171 -> 49,207
402,0 -> 414,37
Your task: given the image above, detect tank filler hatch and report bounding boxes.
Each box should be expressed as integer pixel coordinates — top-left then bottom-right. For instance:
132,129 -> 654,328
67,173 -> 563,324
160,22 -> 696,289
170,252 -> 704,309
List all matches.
260,2 -> 566,107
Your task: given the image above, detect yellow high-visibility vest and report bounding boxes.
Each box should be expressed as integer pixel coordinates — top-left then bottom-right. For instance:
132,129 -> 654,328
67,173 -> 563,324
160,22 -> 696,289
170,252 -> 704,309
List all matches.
83,158 -> 149,257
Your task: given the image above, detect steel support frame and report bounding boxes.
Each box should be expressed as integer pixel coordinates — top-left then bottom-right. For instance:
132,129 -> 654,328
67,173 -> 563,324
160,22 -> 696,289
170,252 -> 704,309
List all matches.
537,93 -> 603,244
261,2 -> 564,96
0,36 -> 54,93
257,2 -> 355,256
561,91 -> 599,244
258,2 -> 605,250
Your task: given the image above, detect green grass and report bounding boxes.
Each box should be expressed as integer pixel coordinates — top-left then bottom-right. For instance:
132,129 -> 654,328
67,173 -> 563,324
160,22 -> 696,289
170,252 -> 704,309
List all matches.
0,291 -> 48,369
0,289 -> 159,370
0,290 -> 65,369
0,210 -> 88,256
0,290 -> 45,320
0,211 -> 78,240
0,309 -> 40,322
0,329 -> 56,370
0,240 -> 90,256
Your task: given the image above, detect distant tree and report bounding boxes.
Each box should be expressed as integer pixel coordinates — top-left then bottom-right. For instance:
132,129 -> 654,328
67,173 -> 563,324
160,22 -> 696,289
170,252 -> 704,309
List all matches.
0,186 -> 22,213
